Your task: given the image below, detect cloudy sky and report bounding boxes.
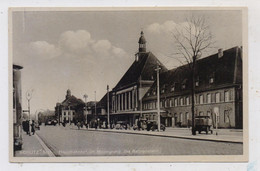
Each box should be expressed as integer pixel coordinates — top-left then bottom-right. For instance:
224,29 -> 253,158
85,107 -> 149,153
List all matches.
12,9 -> 242,113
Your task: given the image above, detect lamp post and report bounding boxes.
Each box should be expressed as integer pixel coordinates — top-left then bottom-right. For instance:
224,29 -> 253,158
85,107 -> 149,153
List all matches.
155,64 -> 161,131
83,94 -> 88,126
26,90 -> 32,120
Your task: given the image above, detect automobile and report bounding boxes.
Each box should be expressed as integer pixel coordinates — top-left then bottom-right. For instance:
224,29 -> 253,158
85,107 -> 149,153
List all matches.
148,120 -> 166,131
45,119 -> 57,126
51,119 -> 58,126
133,119 -> 147,130
45,119 -> 52,126
115,121 -> 128,130
194,116 -> 213,134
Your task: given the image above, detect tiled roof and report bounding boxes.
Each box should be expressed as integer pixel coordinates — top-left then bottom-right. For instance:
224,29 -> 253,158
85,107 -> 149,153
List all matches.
113,52 -> 167,91
61,95 -> 85,107
143,46 -> 242,100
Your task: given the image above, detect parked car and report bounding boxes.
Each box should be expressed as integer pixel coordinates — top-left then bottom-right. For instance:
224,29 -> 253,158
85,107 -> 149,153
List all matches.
51,119 -> 58,126
148,120 -> 166,131
45,119 -> 57,126
115,121 -> 128,130
194,116 -> 213,134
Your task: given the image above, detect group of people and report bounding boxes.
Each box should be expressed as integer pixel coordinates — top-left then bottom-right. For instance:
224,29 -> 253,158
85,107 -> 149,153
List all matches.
22,120 -> 36,136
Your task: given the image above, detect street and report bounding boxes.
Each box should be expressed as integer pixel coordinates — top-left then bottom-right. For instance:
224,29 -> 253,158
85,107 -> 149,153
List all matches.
33,126 -> 243,156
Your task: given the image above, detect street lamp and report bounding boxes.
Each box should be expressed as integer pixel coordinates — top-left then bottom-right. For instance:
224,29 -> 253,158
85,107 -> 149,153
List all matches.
26,90 -> 33,120
83,94 -> 88,126
155,64 -> 161,131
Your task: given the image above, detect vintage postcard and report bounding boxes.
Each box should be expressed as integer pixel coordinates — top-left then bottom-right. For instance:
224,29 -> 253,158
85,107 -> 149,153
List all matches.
9,7 -> 248,162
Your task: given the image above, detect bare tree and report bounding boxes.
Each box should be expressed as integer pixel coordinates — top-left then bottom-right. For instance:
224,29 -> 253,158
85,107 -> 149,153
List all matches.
172,16 -> 214,135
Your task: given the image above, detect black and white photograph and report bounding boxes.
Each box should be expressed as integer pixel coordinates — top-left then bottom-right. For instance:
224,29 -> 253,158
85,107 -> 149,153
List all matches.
10,8 -> 247,162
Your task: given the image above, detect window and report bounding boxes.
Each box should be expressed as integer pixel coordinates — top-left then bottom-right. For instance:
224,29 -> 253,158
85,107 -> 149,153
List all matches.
160,101 -> 163,108
186,97 -> 189,105
199,111 -> 204,116
224,110 -> 230,123
165,100 -> 168,107
161,89 -> 165,94
169,99 -> 173,107
180,113 -> 183,122
180,98 -> 184,106
171,86 -> 175,92
186,112 -> 189,122
174,98 -> 178,106
224,91 -> 229,102
195,81 -> 199,87
147,92 -> 150,96
209,77 -> 214,84
207,94 -> 211,103
199,95 -> 204,104
207,111 -> 211,116
195,76 -> 200,87
182,84 -> 186,89
216,92 -> 220,103
153,91 -> 156,95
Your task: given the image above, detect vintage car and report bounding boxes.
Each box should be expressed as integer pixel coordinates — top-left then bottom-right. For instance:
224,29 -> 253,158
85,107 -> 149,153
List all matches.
194,116 -> 213,134
115,121 -> 128,130
147,120 -> 166,131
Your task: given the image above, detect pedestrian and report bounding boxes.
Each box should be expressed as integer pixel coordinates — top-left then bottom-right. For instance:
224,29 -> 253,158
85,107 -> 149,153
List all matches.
29,119 -> 32,136
31,120 -> 35,135
137,119 -> 141,131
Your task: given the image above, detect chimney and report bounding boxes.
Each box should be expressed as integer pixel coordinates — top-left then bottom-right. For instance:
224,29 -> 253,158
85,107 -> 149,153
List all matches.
218,48 -> 223,58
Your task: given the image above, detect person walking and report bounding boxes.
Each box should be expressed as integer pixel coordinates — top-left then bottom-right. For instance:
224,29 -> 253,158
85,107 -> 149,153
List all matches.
31,120 -> 35,135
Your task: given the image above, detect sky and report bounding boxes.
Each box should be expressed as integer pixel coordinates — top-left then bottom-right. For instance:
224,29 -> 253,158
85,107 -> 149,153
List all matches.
12,9 -> 242,114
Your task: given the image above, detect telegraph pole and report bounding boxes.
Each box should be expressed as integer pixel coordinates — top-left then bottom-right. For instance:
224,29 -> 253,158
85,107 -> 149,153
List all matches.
155,65 -> 161,131
94,91 -> 97,120
83,94 -> 88,126
107,85 -> 110,128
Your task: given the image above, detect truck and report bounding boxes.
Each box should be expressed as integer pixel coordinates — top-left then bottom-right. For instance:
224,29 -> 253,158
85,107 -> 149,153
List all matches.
194,116 -> 213,134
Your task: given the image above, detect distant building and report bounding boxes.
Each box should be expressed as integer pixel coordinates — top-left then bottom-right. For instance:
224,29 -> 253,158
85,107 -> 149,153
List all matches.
55,89 -> 85,124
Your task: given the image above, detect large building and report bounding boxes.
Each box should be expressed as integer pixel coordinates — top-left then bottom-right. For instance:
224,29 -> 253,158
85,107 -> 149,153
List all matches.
93,31 -> 243,129
95,31 -> 167,126
55,89 -> 86,124
142,47 -> 243,128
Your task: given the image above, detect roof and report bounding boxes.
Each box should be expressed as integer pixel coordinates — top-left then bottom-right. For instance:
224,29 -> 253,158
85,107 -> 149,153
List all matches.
61,95 -> 85,107
143,46 -> 242,100
96,92 -> 112,109
113,52 -> 167,91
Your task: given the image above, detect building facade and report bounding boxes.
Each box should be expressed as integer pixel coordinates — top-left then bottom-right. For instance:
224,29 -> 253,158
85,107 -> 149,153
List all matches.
142,47 -> 243,128
55,89 -> 86,124
93,31 -> 243,129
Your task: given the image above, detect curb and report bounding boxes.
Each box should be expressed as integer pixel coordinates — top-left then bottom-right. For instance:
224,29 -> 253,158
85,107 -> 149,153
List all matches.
84,129 -> 243,144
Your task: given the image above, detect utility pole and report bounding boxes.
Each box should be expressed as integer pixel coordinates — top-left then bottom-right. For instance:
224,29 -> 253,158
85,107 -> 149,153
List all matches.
94,91 -> 97,120
155,65 -> 161,131
83,94 -> 88,126
107,85 -> 110,128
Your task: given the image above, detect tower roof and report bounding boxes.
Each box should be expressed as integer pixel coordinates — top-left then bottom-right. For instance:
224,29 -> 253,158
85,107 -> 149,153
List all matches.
138,31 -> 146,44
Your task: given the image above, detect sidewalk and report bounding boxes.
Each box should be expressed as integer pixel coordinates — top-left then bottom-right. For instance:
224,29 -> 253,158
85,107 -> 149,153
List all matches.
76,126 -> 243,144
14,131 -> 52,157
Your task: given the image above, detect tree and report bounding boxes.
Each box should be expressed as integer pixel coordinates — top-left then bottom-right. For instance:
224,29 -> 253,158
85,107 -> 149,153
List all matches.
172,16 -> 214,135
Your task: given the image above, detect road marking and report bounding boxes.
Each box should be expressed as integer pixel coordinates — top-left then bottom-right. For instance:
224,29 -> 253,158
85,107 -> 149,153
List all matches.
35,133 -> 56,157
